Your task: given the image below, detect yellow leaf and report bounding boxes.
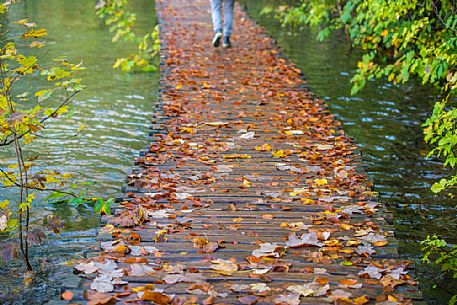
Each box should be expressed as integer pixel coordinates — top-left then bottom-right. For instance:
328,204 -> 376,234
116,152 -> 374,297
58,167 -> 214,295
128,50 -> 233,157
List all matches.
255,143 -> 271,151
272,150 -> 286,158
314,178 -> 328,186
181,127 -> 195,134
354,295 -> 369,305
242,178 -> 251,188
22,28 -> 48,39
341,224 -> 353,230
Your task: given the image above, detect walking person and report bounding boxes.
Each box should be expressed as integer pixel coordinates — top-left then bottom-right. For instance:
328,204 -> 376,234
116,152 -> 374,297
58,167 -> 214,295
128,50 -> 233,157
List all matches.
210,0 -> 235,48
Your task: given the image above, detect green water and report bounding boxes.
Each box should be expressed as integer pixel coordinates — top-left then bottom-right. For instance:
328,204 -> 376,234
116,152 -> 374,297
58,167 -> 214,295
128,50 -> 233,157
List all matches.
0,0 -> 158,304
240,1 -> 456,304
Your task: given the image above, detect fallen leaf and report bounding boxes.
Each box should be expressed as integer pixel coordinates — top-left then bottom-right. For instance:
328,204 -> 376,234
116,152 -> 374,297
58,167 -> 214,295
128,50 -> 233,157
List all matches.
286,232 -> 323,248
205,121 -> 229,127
329,289 -> 352,300
252,243 -> 284,258
239,295 -> 259,305
210,259 -> 238,275
274,294 -> 300,305
130,263 -> 156,276
354,295 -> 369,305
86,291 -> 116,305
239,131 -> 255,139
141,291 -> 172,304
75,261 -> 98,274
61,291 -> 73,301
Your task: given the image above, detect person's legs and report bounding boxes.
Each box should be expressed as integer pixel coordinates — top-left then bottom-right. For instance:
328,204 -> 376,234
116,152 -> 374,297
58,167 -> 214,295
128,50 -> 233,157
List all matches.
223,0 -> 234,48
211,0 -> 223,34
223,0 -> 235,37
211,0 -> 223,47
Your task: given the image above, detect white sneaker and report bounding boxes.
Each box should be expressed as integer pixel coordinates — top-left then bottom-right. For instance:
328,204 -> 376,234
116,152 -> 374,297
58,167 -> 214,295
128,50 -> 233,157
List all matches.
212,32 -> 222,48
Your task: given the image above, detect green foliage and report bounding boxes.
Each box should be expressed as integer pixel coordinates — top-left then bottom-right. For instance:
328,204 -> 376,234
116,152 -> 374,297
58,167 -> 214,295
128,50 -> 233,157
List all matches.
0,1 -> 91,270
96,0 -> 160,72
421,235 -> 457,304
266,0 -> 457,191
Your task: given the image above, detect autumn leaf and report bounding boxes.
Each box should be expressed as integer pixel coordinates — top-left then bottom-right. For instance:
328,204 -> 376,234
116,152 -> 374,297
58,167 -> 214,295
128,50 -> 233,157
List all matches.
252,243 -> 284,258
274,294 -> 300,305
192,237 -> 209,248
141,291 -> 172,304
314,178 -> 328,186
85,291 -> 116,305
286,232 -> 324,247
223,154 -> 252,159
239,295 -> 259,305
272,150 -> 286,158
61,291 -> 73,301
354,295 -> 369,305
210,259 -> 238,275
255,143 -> 271,151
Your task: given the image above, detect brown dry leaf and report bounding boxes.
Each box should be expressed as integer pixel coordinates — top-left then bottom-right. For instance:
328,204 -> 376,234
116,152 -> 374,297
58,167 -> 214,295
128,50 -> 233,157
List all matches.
202,295 -> 215,305
192,237 -> 209,248
339,279 -> 358,286
141,291 -> 172,304
315,277 -> 330,285
187,282 -> 213,294
374,240 -> 389,247
110,244 -> 130,254
86,291 -> 116,305
124,257 -> 148,264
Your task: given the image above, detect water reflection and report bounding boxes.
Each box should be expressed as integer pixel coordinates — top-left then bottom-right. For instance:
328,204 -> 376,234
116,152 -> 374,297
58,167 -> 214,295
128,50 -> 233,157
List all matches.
0,0 -> 158,303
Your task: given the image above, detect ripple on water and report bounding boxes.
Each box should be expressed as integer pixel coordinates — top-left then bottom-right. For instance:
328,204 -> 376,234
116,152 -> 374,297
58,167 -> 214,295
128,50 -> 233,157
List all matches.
0,0 -> 159,303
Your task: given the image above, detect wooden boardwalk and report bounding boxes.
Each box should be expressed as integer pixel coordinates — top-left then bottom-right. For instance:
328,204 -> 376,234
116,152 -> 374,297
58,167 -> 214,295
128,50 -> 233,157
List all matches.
61,0 -> 425,304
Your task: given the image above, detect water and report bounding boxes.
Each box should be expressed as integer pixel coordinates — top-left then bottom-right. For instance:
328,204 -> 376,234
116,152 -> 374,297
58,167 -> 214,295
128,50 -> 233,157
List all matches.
0,0 -> 159,303
239,1 -> 457,303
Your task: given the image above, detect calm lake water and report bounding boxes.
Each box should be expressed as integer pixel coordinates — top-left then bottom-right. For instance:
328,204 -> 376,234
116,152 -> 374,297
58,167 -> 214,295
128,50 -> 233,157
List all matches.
0,0 -> 158,303
240,0 -> 457,303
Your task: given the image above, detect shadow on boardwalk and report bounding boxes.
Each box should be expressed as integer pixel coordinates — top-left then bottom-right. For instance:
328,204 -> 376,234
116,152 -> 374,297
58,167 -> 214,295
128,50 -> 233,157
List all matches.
53,0 -> 425,304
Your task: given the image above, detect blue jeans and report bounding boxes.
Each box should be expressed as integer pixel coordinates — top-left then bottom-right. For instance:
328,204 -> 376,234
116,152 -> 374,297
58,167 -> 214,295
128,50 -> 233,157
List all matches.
210,0 -> 235,37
